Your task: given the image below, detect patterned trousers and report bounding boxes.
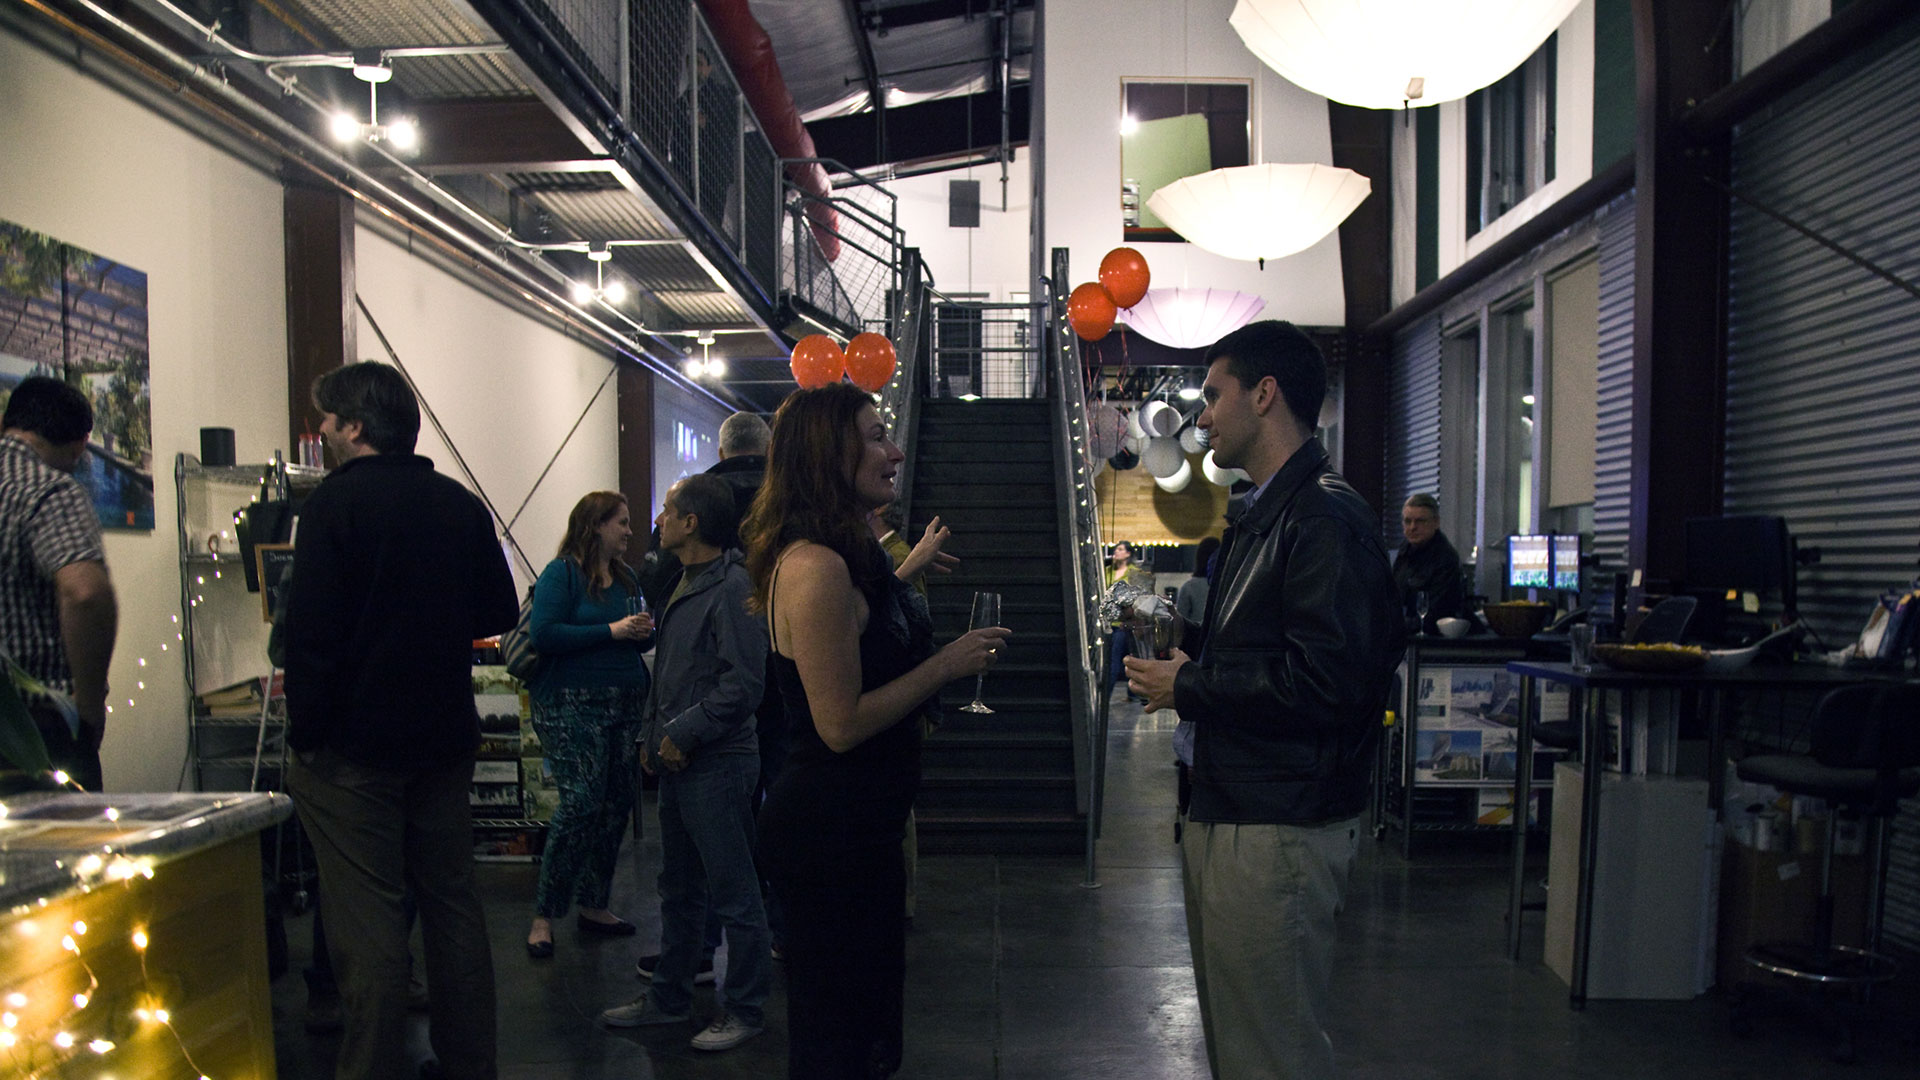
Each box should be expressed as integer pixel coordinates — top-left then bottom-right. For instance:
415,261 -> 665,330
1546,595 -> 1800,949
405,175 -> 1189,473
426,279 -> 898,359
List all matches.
530,686 -> 643,918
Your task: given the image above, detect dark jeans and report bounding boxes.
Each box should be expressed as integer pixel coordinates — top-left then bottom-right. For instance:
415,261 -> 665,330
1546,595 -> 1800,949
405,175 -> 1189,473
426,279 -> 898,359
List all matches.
31,701 -> 103,791
289,747 -> 497,1080
652,753 -> 771,1026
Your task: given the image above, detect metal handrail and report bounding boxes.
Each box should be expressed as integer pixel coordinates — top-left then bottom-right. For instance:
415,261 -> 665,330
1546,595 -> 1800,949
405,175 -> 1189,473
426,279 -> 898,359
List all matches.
1046,250 -> 1109,884
879,251 -> 931,526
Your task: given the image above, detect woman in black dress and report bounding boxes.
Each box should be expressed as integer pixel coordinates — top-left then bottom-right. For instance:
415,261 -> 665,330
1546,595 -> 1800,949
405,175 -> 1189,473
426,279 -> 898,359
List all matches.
742,383 -> 1009,1078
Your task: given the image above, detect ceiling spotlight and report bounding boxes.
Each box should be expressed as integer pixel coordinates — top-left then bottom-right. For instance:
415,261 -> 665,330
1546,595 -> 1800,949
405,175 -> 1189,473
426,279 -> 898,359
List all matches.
684,359 -> 706,378
328,112 -> 361,143
600,279 -> 627,304
571,281 -> 594,304
384,116 -> 419,151
705,357 -> 727,379
351,49 -> 393,84
571,253 -> 627,308
1178,385 -> 1203,401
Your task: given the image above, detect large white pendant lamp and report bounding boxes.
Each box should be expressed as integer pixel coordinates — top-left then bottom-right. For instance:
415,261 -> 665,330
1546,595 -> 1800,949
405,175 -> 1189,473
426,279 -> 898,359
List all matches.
1154,459 -> 1195,493
1146,164 -> 1371,265
1143,436 -> 1188,479
1229,0 -> 1581,110
1139,400 -> 1183,438
1118,289 -> 1267,350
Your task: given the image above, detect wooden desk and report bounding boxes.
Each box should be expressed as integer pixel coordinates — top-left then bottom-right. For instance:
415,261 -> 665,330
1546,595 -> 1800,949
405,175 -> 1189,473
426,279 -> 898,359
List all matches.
1503,660 -> 1911,1008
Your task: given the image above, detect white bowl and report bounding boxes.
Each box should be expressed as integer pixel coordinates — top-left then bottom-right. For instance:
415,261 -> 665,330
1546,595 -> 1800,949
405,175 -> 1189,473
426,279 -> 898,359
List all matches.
1435,617 -> 1471,639
1701,644 -> 1760,673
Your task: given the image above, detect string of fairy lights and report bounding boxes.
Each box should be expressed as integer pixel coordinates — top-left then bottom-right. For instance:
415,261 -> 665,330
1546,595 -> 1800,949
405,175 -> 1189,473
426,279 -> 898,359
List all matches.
0,833 -> 219,1079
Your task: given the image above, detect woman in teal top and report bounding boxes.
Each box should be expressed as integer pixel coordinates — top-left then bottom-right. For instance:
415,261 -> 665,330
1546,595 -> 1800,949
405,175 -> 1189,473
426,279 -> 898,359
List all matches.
524,491 -> 653,958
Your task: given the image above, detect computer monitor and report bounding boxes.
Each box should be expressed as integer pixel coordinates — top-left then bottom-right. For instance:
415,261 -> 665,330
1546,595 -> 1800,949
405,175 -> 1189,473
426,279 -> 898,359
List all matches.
1684,516 -> 1791,591
1506,534 -> 1552,590
1552,534 -> 1581,592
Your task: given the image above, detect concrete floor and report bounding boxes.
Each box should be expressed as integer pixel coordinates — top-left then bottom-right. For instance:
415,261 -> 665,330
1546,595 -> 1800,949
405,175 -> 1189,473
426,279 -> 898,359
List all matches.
270,698 -> 1919,1078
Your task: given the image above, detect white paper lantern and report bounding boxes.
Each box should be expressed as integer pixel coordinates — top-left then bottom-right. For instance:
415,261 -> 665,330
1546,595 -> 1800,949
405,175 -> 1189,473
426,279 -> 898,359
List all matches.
1088,403 -> 1126,460
1179,425 -> 1207,455
1203,450 -> 1245,487
1229,0 -> 1582,110
1146,164 -> 1371,265
1125,407 -> 1147,442
1117,289 -> 1267,350
1153,459 -> 1194,493
1123,433 -> 1144,455
1143,437 -> 1186,479
1140,400 -> 1182,438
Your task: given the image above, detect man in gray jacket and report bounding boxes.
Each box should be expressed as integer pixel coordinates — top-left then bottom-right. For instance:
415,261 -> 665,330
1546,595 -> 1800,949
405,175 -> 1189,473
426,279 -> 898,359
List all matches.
602,473 -> 771,1052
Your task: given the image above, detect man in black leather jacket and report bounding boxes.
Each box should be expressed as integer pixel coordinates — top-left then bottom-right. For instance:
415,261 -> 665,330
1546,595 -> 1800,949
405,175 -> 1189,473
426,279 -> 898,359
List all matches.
1126,321 -> 1403,1080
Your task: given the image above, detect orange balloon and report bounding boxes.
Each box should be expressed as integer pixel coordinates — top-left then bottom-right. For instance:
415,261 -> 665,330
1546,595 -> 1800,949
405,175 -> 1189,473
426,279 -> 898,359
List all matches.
1099,247 -> 1151,309
1067,282 -> 1118,342
790,334 -> 846,389
845,332 -> 898,393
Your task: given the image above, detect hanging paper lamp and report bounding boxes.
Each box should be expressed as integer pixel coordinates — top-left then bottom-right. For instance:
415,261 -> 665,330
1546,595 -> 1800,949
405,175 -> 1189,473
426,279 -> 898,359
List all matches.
1125,408 -> 1147,442
1139,400 -> 1183,438
1203,450 -> 1250,487
1228,0 -> 1581,110
1118,289 -> 1267,350
1146,164 -> 1370,265
1088,403 -> 1127,461
1143,436 -> 1186,479
1179,425 -> 1207,455
1153,459 -> 1195,493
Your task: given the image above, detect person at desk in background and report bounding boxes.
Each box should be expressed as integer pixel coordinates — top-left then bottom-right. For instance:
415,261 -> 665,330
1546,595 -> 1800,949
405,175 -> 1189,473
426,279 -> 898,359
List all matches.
1392,493 -> 1465,634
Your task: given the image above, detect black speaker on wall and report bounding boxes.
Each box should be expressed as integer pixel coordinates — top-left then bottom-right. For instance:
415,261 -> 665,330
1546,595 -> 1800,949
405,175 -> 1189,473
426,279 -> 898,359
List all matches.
949,179 -> 981,228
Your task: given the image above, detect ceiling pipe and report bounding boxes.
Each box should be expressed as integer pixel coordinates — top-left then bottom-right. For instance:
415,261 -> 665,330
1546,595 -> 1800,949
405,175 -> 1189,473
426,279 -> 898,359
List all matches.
25,0 -> 740,408
697,0 -> 842,261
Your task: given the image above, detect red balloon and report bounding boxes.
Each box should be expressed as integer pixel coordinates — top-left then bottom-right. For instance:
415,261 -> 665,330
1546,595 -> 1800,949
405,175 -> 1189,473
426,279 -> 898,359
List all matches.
1099,247 -> 1151,309
1067,282 -> 1118,342
790,334 -> 846,389
845,333 -> 898,393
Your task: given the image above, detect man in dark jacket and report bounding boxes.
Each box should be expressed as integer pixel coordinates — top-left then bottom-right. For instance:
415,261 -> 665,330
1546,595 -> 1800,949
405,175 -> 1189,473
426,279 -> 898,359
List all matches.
1392,492 -> 1466,633
285,362 -> 518,1080
1126,322 -> 1403,1080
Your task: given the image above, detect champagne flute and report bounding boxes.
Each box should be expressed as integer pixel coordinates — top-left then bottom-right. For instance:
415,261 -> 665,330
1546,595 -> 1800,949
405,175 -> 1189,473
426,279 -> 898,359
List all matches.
959,591 -> 1002,714
1415,590 -> 1430,633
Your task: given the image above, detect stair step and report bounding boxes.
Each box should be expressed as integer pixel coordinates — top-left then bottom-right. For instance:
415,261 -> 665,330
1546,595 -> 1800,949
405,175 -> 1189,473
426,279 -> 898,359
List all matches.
922,732 -> 1076,772
917,773 -> 1077,813
915,460 -> 1053,484
913,810 -> 1084,855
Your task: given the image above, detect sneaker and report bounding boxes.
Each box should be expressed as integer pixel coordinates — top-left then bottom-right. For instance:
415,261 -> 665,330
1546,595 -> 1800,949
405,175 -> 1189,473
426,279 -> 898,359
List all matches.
690,1013 -> 764,1052
599,995 -> 690,1028
635,952 -> 715,985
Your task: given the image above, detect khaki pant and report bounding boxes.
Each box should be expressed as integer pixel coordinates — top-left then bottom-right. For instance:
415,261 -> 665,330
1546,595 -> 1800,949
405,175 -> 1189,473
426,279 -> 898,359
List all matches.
1181,816 -> 1360,1080
289,748 -> 497,1080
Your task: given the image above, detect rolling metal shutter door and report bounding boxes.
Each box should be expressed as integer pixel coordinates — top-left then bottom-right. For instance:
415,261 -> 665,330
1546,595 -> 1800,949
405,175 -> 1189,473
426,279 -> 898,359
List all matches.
1725,33 -> 1920,957
1383,317 -> 1442,543
1591,192 -> 1635,573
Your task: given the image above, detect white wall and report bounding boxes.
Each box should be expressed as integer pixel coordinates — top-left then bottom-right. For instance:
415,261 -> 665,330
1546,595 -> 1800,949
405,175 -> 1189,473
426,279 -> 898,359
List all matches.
883,154 -> 1033,301
1042,0 -> 1346,326
353,226 -> 620,590
1738,0 -> 1832,75
0,29 -> 288,793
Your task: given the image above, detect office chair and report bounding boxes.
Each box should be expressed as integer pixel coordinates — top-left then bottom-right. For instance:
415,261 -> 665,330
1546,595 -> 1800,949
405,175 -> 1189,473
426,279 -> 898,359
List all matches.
1728,683 -> 1920,1062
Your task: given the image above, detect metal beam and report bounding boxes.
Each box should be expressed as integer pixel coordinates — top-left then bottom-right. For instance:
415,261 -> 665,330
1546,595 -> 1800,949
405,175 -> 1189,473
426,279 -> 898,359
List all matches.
840,0 -> 887,163
863,0 -> 1033,33
809,83 -> 1030,173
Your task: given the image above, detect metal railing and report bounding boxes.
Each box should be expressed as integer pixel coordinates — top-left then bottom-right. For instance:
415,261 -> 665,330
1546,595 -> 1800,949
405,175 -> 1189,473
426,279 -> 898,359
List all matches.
782,162 -> 905,337
1046,250 -> 1109,879
927,301 -> 1045,399
878,250 -> 933,525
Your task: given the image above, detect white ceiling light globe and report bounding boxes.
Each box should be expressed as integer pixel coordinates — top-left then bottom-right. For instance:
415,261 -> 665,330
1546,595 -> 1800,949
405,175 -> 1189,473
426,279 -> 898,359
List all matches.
1228,0 -> 1582,110
1143,437 -> 1186,479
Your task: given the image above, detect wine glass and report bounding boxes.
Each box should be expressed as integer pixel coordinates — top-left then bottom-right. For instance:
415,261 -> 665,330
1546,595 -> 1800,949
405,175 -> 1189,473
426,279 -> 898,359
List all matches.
959,591 -> 1002,714
1415,590 -> 1430,633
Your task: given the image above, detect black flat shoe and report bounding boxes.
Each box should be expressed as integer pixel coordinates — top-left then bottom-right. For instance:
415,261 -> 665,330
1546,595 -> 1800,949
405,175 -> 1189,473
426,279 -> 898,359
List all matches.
526,938 -> 554,959
576,914 -> 638,937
